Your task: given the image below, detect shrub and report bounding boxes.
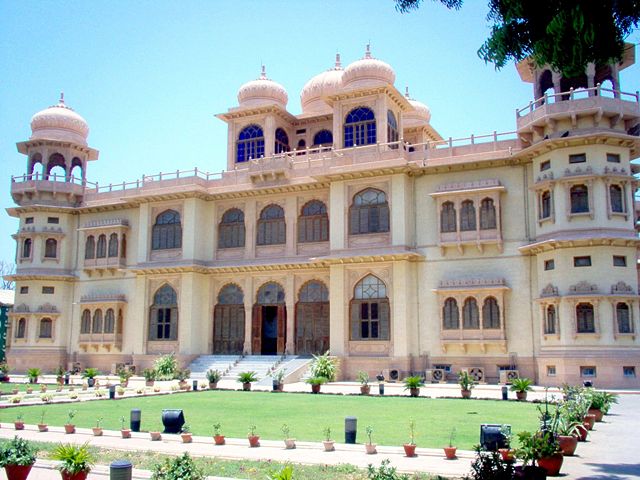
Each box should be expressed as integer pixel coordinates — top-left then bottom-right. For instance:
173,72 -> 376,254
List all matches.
270,465 -> 294,480
0,436 -> 37,467
205,369 -> 221,383
151,453 -> 204,480
154,353 -> 178,381
82,368 -> 100,379
464,445 -> 514,480
51,443 -> 94,475
27,367 -> 41,382
143,368 -> 157,381
366,459 -> 409,480
309,351 -> 337,381
510,377 -> 533,393
237,371 -> 258,383
403,375 -> 424,390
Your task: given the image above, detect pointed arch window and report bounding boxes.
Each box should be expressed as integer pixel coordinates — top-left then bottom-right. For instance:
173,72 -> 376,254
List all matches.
44,238 -> 58,258
214,284 -> 245,354
350,275 -> 389,340
22,238 -> 32,258
84,236 -> 95,259
460,201 -> 476,231
152,210 -> 182,250
344,107 -> 376,147
104,308 -> 115,334
298,200 -> 328,243
479,198 -> 496,229
92,309 -> 103,333
275,128 -> 290,154
482,297 -> 500,328
576,303 -> 595,333
257,204 -> 285,245
81,309 -> 91,334
570,185 -> 589,213
108,233 -> 118,257
349,188 -> 389,234
313,130 -> 333,147
616,302 -> 633,334
149,284 -> 178,341
387,110 -> 399,146
237,124 -> 265,162
443,298 -> 459,329
16,318 -> 26,339
545,305 -> 556,334
39,318 -> 52,338
440,202 -> 456,233
462,297 -> 479,329
610,185 -> 624,213
96,234 -> 107,258
218,208 -> 245,249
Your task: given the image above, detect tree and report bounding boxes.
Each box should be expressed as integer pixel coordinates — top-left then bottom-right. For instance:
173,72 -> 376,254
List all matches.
0,261 -> 15,290
395,0 -> 640,78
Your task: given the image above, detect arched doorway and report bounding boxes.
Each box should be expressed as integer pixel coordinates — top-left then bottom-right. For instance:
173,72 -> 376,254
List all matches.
295,281 -> 329,355
253,282 -> 286,355
213,284 -> 245,354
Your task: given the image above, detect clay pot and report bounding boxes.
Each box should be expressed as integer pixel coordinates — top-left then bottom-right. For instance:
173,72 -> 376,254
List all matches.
444,446 -> 457,459
4,464 -> 34,480
149,431 -> 162,441
558,435 -> 577,456
403,444 -> 417,457
498,448 -> 516,461
588,408 -> 603,422
248,435 -> 260,447
583,414 -> 596,431
538,452 -> 564,476
516,391 -> 528,401
360,385 -> 370,395
64,424 -> 75,434
38,424 -> 48,432
181,433 -> 192,443
284,438 -> 296,449
323,440 -> 335,451
92,427 -> 103,436
61,471 -> 88,480
575,424 -> 588,442
14,422 -> 24,430
311,384 -> 321,394
365,443 -> 377,454
461,389 -> 471,399
208,382 -> 218,390
145,380 -> 154,387
242,382 -> 251,392
121,429 -> 131,439
409,387 -> 420,398
214,434 -> 225,445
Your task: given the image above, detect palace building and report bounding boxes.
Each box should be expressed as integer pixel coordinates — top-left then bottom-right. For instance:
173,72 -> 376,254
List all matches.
5,46 -> 640,387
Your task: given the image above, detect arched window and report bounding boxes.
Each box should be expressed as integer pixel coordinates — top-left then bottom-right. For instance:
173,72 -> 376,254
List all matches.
344,107 -> 376,147
152,210 -> 182,250
440,202 -> 456,233
46,153 -> 66,180
541,191 -> 551,219
22,238 -> 32,258
44,238 -> 57,258
214,284 -> 245,354
84,236 -> 95,260
92,309 -> 103,333
218,284 -> 245,304
545,305 -> 556,334
257,282 -> 286,304
443,298 -> 459,329
299,281 -> 329,303
351,275 -> 389,340
274,128 -> 290,154
610,185 -> 624,213
479,198 -> 497,229
298,200 -> 329,243
482,297 -> 500,328
297,139 -> 306,151
16,318 -> 26,339
313,130 -> 333,147
460,201 -> 476,231
96,234 -> 107,258
296,280 -> 330,355
576,303 -> 595,333
39,318 -> 52,338
237,124 -> 265,162
108,233 -> 118,257
70,157 -> 83,181
257,205 -> 285,245
616,302 -> 632,334
149,284 -> 178,341
218,208 -> 245,249
462,298 -> 479,329
387,110 -> 399,146
104,309 -> 115,334
570,185 -> 589,213
80,309 -> 91,334
29,153 -> 43,178
349,188 -> 389,235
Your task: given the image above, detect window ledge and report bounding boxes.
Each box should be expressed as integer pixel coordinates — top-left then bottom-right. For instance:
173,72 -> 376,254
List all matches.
538,215 -> 555,226
568,211 -> 593,220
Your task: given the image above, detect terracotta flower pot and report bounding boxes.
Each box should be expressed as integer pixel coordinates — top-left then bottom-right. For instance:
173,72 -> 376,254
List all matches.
360,385 -> 370,395
248,434 -> 260,447
311,384 -> 321,394
444,446 -> 457,459
14,422 -> 24,430
92,427 -> 103,436
214,434 -> 226,445
38,423 -> 48,432
461,389 -> 471,399
583,414 -> 596,431
498,448 -> 516,461
121,429 -> 131,439
409,387 -> 420,397
538,452 -> 563,476
323,440 -> 335,451
150,431 -> 162,441
181,433 -> 192,443
576,424 -> 588,442
145,380 -> 154,387
64,424 -> 75,434
403,444 -> 417,457
516,391 -> 528,401
284,438 -> 296,449
61,471 -> 89,480
4,464 -> 34,480
365,443 -> 377,454
588,408 -> 603,422
208,382 -> 218,390
558,435 -> 577,456
242,382 -> 251,392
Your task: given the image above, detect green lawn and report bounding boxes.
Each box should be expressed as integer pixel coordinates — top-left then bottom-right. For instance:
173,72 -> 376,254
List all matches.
1,390 -> 540,449
0,383 -> 59,394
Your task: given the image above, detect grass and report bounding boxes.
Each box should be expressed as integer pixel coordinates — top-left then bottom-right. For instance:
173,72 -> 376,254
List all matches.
0,383 -> 59,394
0,390 -> 539,448
0,440 -> 445,480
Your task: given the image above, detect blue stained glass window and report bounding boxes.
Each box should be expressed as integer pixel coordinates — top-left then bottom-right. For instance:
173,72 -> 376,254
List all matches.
275,128 -> 290,154
313,130 -> 333,146
344,107 -> 376,147
237,124 -> 265,162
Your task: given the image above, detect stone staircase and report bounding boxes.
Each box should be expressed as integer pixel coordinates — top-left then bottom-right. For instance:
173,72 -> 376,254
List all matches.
188,355 -> 240,380
189,354 -> 313,384
255,356 -> 313,386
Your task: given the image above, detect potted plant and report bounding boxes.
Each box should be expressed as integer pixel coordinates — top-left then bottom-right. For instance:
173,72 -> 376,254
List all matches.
0,435 -> 37,480
40,384 -> 48,393
282,423 -> 296,449
27,367 -> 40,384
306,376 -> 327,394
213,422 -> 225,445
14,414 -> 25,430
26,385 -> 33,394
536,432 -> 563,477
403,375 -> 424,397
181,424 -> 193,443
92,417 -> 103,436
149,429 -> 162,441
150,452 -> 204,480
510,377 -> 533,401
458,371 -> 474,399
0,361 -> 9,382
357,371 -> 370,395
51,442 -> 94,480
116,386 -> 126,397
309,351 -> 338,382
269,369 -> 286,392
64,410 -> 77,434
365,425 -> 377,454
403,419 -> 417,457
468,446 -> 515,480
248,424 -> 260,447
81,368 -> 99,388
38,409 -> 48,432
143,368 -> 156,387
556,417 -> 580,456
515,431 -> 549,480
238,371 -> 258,391
206,369 -> 221,389
444,427 -> 457,459
55,366 -> 65,385
498,424 -> 515,461
177,368 -> 191,390
322,426 -> 334,452
117,367 -> 132,388
120,416 -> 131,439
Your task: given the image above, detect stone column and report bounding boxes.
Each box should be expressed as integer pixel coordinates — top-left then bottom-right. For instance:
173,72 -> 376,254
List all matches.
182,198 -> 197,261
285,273 -> 295,354
285,196 -> 297,257
329,264 -> 346,356
586,63 -> 596,95
264,116 -> 276,157
244,199 -> 256,259
243,276 -> 253,354
329,181 -> 346,251
136,203 -> 150,263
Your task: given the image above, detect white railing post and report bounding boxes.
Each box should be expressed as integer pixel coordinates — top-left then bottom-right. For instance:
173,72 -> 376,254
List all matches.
596,82 -> 601,97
569,87 -> 574,100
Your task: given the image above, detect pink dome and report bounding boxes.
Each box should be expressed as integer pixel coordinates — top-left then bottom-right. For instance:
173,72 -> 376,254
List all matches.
30,94 -> 89,145
300,54 -> 344,114
343,45 -> 395,89
403,88 -> 432,126
237,66 -> 288,108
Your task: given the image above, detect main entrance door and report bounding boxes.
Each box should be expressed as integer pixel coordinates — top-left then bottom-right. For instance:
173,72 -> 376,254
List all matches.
252,282 -> 286,355
213,284 -> 245,354
295,281 -> 329,355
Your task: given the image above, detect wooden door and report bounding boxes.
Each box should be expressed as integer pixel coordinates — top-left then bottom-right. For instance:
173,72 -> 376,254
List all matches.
252,305 -> 262,354
295,302 -> 330,355
276,304 -> 286,354
213,304 -> 245,354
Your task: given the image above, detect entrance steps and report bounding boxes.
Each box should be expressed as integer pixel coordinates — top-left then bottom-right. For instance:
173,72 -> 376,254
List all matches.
255,356 -> 313,386
188,354 -> 313,383
188,355 -> 240,379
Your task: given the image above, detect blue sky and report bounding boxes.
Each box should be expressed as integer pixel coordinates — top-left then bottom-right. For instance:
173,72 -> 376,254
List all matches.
1,1 -> 638,269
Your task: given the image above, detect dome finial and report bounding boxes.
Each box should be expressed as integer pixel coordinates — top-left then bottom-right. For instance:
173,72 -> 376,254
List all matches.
335,52 -> 342,69
365,43 -> 372,59
405,86 -> 410,98
59,91 -> 65,105
260,64 -> 267,79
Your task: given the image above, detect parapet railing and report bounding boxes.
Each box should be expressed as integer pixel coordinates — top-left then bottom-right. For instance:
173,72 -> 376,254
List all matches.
516,84 -> 640,117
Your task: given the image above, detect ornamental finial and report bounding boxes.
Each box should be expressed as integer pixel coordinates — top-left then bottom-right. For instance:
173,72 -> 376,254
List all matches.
59,92 -> 65,104
335,52 -> 342,69
405,86 -> 410,98
260,64 -> 267,79
365,43 -> 372,59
